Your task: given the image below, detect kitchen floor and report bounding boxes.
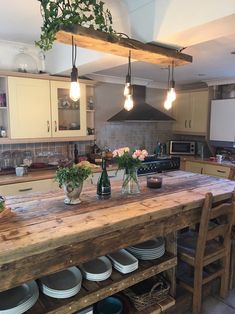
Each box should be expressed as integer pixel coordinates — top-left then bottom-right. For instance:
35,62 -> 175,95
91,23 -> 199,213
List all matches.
185,289 -> 235,313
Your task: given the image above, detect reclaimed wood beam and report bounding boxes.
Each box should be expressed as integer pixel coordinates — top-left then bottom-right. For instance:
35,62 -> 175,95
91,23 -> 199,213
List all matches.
56,25 -> 192,66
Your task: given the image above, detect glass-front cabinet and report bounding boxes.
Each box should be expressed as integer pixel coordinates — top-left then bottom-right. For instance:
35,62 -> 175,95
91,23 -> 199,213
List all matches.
0,75 -> 96,141
50,81 -> 87,137
0,77 -> 8,138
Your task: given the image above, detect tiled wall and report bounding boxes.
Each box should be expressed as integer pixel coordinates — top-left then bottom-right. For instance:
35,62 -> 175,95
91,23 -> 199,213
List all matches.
94,83 -> 173,153
98,121 -> 173,152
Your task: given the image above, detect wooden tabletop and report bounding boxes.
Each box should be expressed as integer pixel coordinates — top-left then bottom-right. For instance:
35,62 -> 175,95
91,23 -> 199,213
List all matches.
1,171 -> 235,292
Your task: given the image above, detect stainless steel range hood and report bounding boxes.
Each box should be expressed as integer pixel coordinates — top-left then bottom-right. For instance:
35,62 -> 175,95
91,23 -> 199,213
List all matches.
107,85 -> 174,122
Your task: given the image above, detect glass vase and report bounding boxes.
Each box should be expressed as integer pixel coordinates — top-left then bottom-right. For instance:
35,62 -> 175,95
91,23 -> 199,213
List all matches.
122,167 -> 140,195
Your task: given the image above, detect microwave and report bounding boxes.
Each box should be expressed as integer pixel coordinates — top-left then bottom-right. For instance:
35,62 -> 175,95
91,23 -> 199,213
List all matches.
169,140 -> 196,155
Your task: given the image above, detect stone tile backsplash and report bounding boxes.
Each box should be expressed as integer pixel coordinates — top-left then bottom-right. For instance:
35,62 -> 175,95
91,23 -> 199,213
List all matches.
96,121 -> 173,153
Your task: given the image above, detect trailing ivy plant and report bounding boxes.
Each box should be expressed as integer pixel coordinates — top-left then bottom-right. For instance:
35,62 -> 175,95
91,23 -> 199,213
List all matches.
36,0 -> 116,51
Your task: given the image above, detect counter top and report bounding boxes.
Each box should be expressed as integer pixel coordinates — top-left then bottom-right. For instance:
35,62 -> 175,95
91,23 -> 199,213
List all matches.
0,165 -> 118,186
1,170 -> 235,292
182,157 -> 235,168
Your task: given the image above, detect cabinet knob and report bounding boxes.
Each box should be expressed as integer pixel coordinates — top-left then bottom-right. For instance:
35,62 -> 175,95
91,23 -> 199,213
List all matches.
185,120 -> 187,128
54,121 -> 57,132
47,120 -> 50,133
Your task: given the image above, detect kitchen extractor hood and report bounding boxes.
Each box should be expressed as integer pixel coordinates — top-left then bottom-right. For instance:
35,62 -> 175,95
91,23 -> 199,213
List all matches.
108,85 -> 175,122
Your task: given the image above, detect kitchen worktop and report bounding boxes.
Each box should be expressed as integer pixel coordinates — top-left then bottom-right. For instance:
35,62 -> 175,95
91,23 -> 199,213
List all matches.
183,158 -> 235,168
0,165 -> 118,186
1,170 -> 235,294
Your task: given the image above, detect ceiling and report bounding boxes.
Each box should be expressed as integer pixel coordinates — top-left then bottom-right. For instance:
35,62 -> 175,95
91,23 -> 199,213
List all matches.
0,0 -> 235,86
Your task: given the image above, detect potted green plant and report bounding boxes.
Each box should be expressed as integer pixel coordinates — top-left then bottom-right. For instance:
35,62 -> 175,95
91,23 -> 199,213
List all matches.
55,161 -> 93,204
36,0 -> 116,51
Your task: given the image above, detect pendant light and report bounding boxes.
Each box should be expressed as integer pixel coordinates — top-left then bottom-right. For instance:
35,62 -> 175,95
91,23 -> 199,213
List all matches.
124,50 -> 134,111
70,36 -> 80,102
164,65 -> 172,110
168,60 -> 176,102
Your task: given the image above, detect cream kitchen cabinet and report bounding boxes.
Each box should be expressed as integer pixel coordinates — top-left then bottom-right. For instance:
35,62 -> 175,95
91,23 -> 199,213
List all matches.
0,178 -> 59,196
185,160 -> 232,179
210,99 -> 235,142
6,76 -> 89,140
50,81 -> 87,137
8,77 -> 52,138
173,89 -> 209,135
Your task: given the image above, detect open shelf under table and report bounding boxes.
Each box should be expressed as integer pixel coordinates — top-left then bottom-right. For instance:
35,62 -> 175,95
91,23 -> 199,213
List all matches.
26,252 -> 176,314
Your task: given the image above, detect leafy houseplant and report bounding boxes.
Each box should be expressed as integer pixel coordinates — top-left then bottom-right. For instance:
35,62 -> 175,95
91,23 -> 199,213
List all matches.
36,0 -> 116,51
113,147 -> 148,194
55,161 -> 92,204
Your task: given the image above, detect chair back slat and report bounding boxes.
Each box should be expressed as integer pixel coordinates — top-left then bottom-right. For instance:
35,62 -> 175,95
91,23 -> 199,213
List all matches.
195,192 -> 235,263
207,224 -> 231,241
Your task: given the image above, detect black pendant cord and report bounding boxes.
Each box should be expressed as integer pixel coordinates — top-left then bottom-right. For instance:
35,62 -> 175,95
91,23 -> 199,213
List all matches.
71,36 -> 77,67
171,60 -> 175,82
128,50 -> 131,81
167,65 -> 170,90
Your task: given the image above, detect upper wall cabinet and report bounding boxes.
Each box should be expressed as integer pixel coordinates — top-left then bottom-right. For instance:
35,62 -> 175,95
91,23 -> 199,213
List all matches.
8,77 -> 51,138
172,89 -> 209,135
210,99 -> 235,142
0,74 -> 95,142
50,81 -> 86,137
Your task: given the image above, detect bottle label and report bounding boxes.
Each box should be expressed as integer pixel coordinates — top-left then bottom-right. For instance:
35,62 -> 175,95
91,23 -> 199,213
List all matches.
100,186 -> 111,195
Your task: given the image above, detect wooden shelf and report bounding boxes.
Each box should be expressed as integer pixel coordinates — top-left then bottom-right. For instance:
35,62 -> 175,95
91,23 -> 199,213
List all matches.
56,25 -> 192,66
0,135 -> 95,144
26,252 -> 176,314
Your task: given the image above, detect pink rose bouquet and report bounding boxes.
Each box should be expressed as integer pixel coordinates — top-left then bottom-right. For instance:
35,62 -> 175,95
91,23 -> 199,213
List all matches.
113,147 -> 148,170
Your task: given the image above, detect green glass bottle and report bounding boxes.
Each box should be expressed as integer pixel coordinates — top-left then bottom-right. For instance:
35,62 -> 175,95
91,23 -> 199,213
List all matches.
97,158 -> 111,199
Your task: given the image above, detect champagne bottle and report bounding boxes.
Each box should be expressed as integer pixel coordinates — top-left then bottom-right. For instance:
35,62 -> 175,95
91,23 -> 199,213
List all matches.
97,158 -> 111,199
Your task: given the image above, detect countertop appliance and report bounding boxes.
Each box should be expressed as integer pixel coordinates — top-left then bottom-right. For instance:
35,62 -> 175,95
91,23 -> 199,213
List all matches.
137,155 -> 180,176
169,140 -> 196,155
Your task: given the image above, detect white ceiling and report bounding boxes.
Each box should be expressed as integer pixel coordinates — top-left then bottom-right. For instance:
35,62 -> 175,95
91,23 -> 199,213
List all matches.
0,0 -> 235,85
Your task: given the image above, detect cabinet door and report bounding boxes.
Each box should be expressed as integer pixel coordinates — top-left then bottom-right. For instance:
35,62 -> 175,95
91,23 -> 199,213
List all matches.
50,81 -> 87,137
0,179 -> 60,196
203,164 -> 230,179
190,90 -> 209,134
172,92 -> 190,132
210,99 -> 235,142
185,161 -> 203,174
8,77 -> 51,138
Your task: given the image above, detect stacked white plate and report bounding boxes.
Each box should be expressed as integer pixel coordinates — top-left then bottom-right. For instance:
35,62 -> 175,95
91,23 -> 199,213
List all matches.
127,237 -> 165,260
0,281 -> 39,314
39,267 -> 82,298
108,249 -> 138,274
80,256 -> 112,281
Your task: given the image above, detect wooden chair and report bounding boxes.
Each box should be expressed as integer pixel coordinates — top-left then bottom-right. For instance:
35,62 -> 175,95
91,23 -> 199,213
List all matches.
177,190 -> 235,314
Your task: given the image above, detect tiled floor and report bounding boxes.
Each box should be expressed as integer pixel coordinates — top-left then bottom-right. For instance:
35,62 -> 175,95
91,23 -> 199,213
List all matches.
185,289 -> 235,313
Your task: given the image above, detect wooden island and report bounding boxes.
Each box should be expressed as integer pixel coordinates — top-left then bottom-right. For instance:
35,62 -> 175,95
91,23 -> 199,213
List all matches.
1,171 -> 235,314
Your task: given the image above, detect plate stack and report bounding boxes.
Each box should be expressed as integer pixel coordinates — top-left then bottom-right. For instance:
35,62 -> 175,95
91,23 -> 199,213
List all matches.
108,249 -> 138,274
127,237 -> 165,260
39,267 -> 82,298
80,256 -> 112,281
0,281 -> 39,314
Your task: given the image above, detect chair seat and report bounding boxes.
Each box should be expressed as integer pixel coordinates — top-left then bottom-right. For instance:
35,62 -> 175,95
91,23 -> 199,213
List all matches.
178,230 -> 223,257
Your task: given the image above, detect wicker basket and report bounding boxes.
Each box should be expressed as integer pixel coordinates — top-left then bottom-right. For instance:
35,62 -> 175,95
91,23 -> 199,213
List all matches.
123,275 -> 170,311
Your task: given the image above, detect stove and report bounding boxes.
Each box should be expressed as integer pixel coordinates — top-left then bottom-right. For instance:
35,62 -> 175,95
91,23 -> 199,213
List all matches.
137,155 -> 180,176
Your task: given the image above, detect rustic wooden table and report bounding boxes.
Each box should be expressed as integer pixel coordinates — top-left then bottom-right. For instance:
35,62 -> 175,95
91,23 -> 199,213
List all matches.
1,171 -> 235,313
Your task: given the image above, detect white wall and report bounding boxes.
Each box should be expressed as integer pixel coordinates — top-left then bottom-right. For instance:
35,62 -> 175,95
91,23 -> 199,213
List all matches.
0,40 -> 44,73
